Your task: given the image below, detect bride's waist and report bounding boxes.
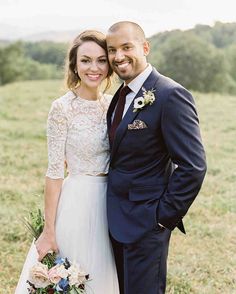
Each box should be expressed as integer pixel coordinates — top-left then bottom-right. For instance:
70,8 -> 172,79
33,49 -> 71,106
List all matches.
66,173 -> 108,183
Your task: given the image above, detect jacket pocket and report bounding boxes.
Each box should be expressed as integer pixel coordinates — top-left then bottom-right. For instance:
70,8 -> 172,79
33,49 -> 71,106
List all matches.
128,185 -> 166,202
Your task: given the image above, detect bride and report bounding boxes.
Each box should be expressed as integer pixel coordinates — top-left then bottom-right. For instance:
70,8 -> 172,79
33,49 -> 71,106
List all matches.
15,30 -> 119,294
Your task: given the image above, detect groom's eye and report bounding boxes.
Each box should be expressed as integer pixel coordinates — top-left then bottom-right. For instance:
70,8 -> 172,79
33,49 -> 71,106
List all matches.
108,48 -> 116,54
123,46 -> 132,51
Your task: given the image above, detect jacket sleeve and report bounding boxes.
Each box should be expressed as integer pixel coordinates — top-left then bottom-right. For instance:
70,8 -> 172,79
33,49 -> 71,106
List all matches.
157,86 -> 207,230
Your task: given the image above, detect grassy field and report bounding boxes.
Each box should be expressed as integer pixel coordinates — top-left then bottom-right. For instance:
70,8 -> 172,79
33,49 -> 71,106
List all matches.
0,80 -> 235,293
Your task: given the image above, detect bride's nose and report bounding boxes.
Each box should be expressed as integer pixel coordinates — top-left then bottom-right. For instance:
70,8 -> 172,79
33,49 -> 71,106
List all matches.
90,61 -> 99,71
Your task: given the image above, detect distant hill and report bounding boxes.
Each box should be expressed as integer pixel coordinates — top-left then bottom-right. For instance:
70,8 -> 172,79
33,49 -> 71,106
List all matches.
0,23 -> 26,40
0,23 -> 82,43
0,40 -> 11,47
1,21 -> 236,45
24,30 -> 82,43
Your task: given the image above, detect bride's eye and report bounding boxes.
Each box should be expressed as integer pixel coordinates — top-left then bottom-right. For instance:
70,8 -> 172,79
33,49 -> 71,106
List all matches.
81,59 -> 90,63
98,59 -> 107,64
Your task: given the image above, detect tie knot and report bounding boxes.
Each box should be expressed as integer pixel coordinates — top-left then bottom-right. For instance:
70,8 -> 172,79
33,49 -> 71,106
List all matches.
120,85 -> 131,98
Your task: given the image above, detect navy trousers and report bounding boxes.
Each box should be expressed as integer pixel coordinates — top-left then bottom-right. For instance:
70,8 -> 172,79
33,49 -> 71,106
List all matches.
110,226 -> 171,294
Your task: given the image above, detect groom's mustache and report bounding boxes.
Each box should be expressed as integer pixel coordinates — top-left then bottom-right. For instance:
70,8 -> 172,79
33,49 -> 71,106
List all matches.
112,59 -> 132,66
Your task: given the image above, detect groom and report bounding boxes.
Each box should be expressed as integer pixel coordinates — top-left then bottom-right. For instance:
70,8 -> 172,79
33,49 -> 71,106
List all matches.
106,21 -> 206,294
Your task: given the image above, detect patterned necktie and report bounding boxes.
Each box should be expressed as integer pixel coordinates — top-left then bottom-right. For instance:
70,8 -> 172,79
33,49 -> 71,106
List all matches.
109,85 -> 131,144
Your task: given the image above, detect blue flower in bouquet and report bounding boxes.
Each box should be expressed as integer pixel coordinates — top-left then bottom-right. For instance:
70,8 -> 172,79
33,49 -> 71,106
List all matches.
56,278 -> 69,292
55,257 -> 71,270
55,257 -> 65,265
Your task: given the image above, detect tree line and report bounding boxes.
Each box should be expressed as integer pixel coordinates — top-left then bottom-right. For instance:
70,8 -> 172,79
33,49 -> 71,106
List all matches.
148,21 -> 236,94
0,41 -> 66,85
0,21 -> 236,94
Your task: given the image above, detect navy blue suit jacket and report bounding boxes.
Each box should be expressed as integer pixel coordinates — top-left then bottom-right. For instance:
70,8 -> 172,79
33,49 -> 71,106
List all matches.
107,68 -> 207,244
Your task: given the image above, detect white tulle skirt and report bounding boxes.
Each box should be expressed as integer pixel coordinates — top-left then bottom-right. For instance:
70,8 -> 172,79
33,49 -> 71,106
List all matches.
15,174 -> 119,294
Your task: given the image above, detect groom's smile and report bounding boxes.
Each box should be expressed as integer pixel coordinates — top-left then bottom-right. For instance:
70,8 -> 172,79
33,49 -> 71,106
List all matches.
116,61 -> 130,70
114,59 -> 132,75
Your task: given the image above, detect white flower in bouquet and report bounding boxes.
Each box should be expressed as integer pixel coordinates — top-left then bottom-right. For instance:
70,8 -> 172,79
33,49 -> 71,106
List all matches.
68,263 -> 88,286
28,262 -> 50,288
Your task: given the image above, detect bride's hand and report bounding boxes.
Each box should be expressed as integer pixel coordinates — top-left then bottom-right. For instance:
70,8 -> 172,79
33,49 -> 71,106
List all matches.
35,229 -> 58,261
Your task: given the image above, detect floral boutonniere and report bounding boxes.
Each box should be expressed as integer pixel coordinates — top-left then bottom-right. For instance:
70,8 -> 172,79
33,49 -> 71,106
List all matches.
133,87 -> 156,112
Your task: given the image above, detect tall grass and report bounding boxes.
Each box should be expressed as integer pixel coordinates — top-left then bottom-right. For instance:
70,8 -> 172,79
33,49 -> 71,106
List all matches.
0,80 -> 235,293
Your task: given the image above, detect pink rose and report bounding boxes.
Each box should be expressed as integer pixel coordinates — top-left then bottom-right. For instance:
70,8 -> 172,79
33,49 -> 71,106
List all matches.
28,262 -> 50,288
48,265 -> 61,284
48,264 -> 68,284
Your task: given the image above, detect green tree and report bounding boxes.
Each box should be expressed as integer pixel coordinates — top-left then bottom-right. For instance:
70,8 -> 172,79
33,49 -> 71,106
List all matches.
226,44 -> 236,82
0,42 -> 25,85
147,49 -> 165,70
0,42 -> 63,85
153,33 -> 231,93
23,41 -> 67,67
211,21 -> 236,48
22,58 -> 63,81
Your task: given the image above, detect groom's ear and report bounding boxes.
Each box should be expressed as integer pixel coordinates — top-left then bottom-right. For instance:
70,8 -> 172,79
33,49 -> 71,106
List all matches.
143,41 -> 150,57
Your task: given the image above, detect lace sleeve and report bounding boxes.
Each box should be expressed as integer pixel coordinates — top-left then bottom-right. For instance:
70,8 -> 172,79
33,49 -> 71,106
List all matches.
45,99 -> 68,179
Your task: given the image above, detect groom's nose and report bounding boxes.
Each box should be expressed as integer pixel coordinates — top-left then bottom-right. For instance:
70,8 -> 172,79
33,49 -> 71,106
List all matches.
114,49 -> 125,62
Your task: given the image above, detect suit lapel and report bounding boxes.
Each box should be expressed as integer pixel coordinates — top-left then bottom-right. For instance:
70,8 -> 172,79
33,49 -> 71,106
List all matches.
110,69 -> 160,161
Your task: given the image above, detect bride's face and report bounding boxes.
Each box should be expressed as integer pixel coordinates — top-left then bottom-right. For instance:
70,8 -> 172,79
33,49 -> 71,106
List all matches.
76,41 -> 109,89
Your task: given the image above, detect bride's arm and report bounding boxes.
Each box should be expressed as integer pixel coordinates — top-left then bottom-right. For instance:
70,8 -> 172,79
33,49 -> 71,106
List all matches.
36,98 -> 68,261
35,178 -> 62,261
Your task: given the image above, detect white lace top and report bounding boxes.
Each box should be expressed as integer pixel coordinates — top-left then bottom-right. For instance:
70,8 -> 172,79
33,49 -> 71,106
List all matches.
46,91 -> 111,179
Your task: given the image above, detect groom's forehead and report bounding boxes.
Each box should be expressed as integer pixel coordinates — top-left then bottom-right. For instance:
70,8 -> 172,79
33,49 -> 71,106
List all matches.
107,28 -> 141,46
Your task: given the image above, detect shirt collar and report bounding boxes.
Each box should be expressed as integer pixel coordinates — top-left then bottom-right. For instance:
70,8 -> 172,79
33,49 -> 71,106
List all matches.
125,64 -> 152,95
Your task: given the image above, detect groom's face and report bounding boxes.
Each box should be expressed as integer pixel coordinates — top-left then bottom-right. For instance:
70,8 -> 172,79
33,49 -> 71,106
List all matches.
107,26 -> 149,83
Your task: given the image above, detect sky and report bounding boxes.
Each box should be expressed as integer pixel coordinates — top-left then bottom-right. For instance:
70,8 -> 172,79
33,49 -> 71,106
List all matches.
0,0 -> 236,38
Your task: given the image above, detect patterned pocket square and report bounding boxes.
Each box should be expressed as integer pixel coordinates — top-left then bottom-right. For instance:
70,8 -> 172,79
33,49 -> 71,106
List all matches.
128,120 -> 148,130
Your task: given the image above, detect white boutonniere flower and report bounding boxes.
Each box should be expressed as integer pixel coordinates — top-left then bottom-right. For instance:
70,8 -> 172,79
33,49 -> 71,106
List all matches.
133,87 -> 156,112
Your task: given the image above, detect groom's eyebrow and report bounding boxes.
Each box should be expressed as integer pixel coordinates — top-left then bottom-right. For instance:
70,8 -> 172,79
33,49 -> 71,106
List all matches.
107,42 -> 132,48
122,42 -> 132,46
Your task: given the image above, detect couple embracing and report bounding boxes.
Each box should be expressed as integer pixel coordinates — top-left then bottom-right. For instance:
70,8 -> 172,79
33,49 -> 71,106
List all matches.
15,21 -> 206,294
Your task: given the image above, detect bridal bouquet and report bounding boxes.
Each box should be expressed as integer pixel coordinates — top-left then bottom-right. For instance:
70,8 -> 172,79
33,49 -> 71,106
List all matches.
24,209 -> 90,294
